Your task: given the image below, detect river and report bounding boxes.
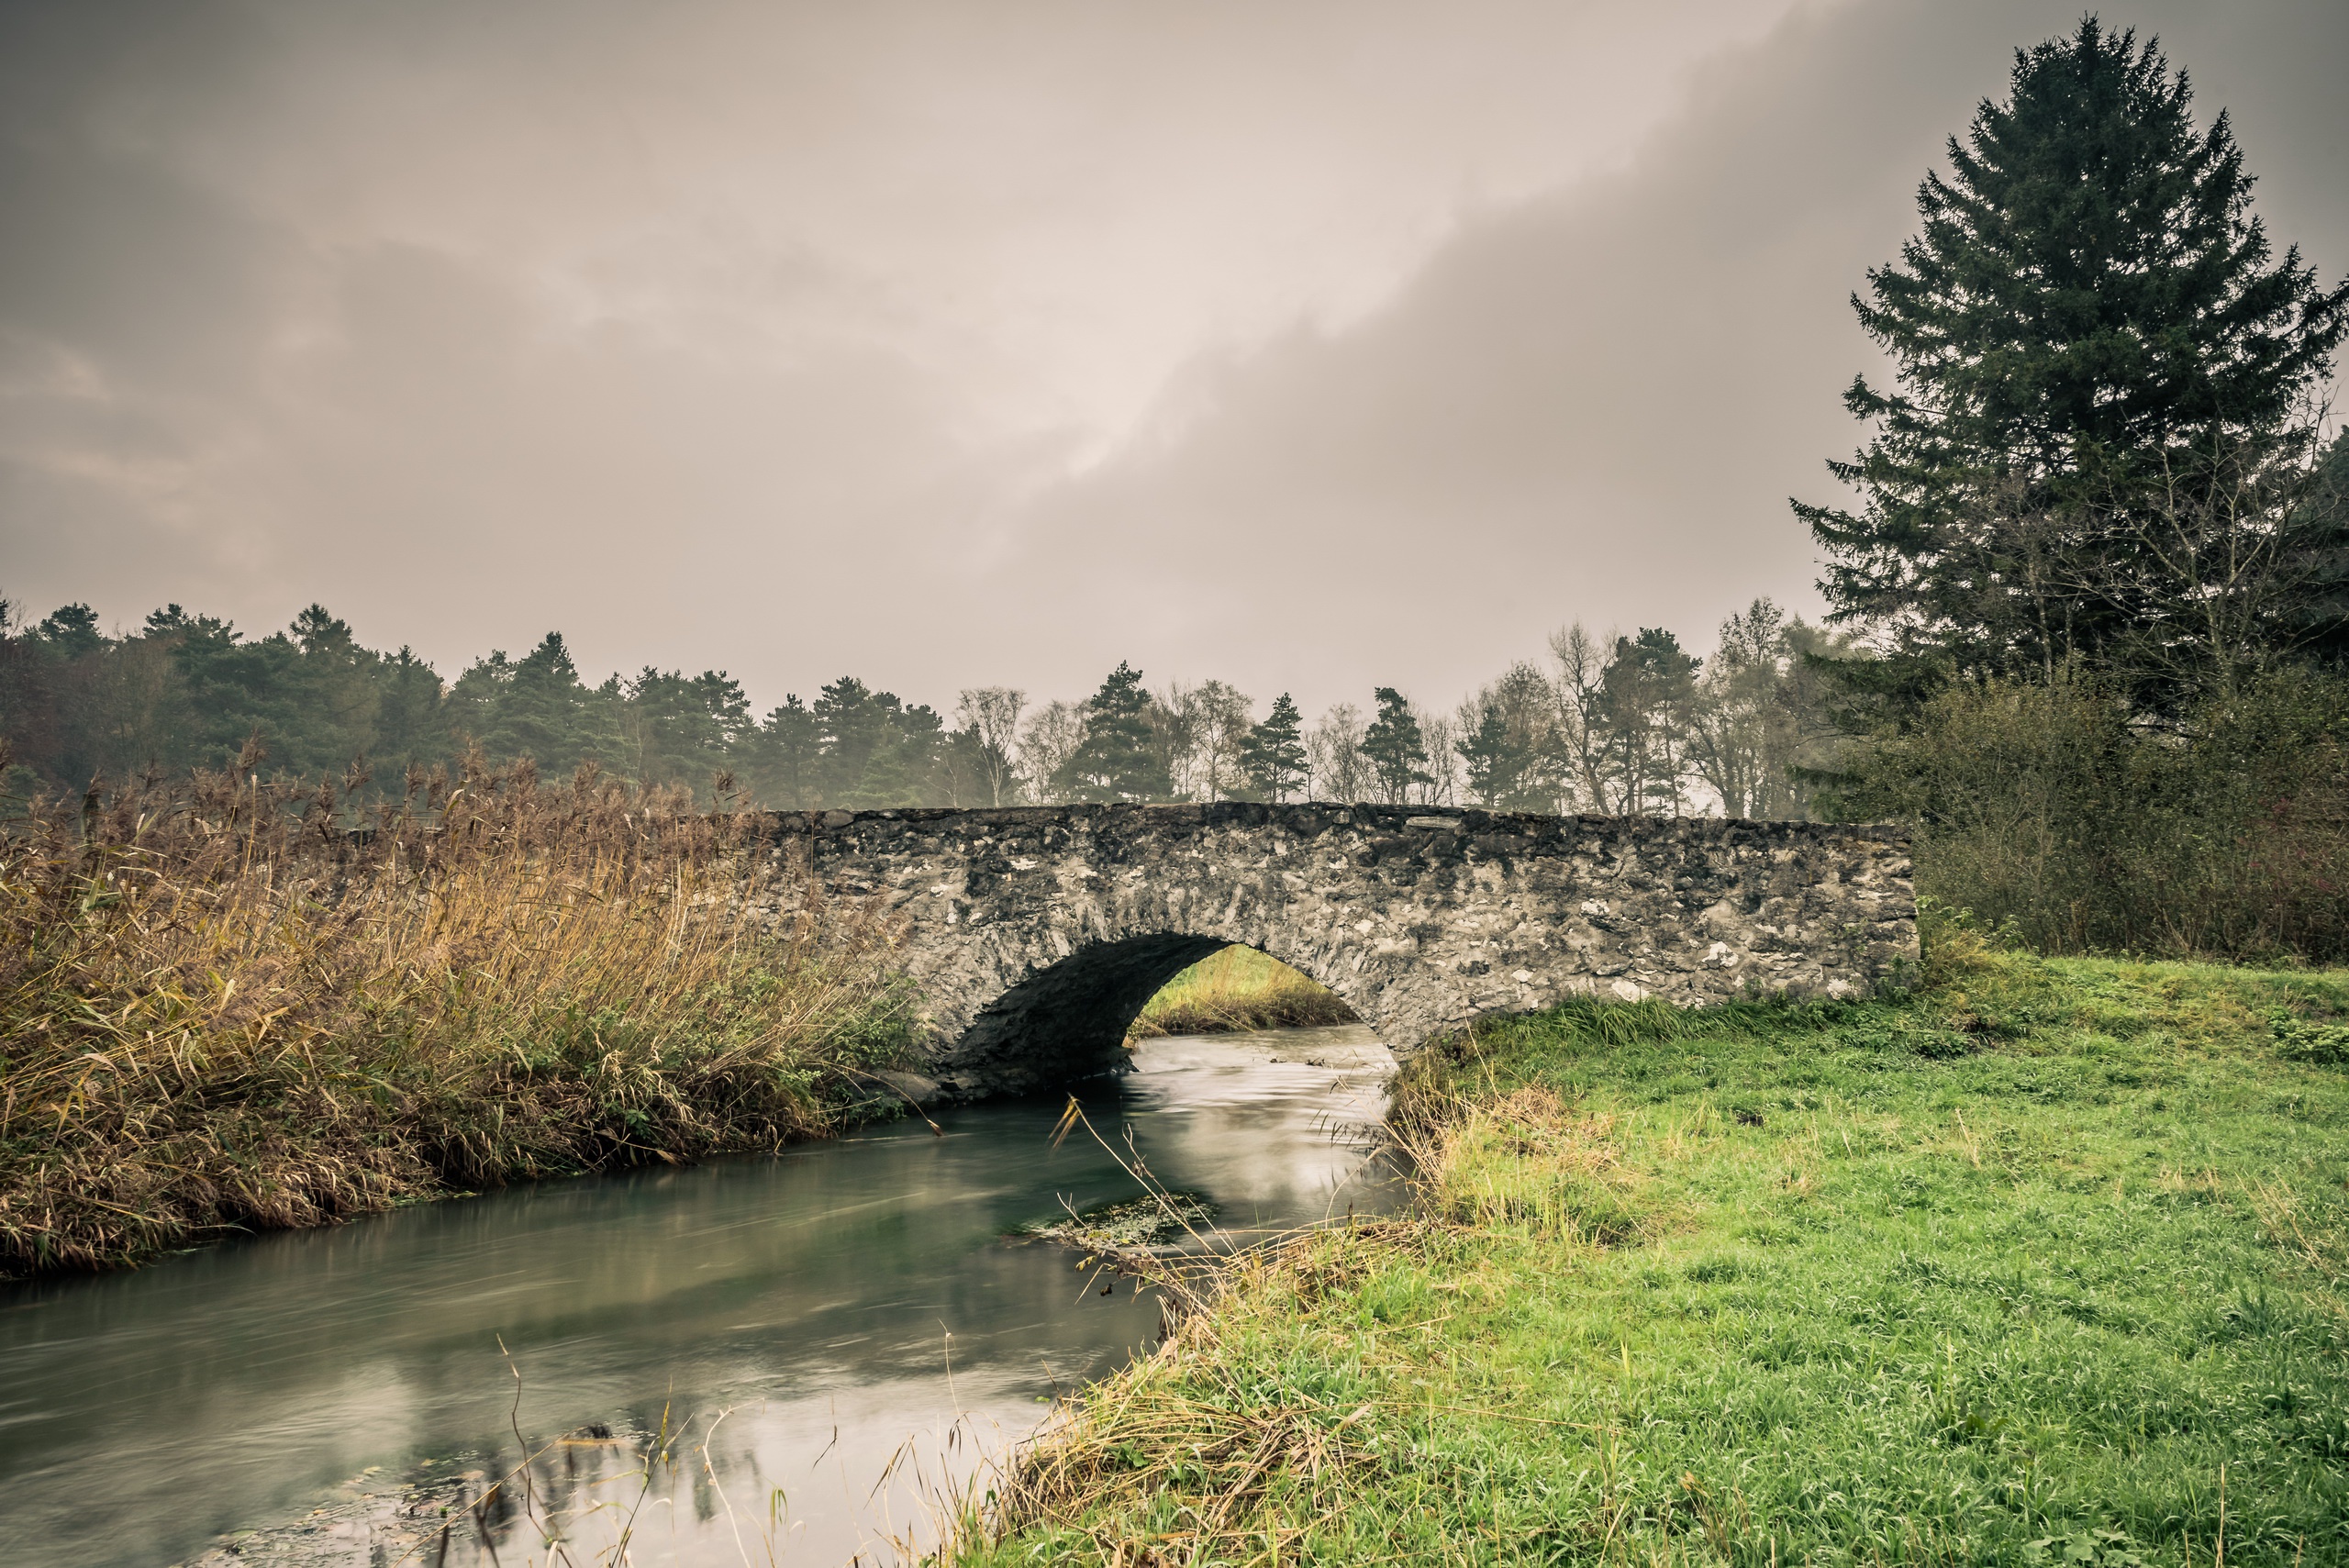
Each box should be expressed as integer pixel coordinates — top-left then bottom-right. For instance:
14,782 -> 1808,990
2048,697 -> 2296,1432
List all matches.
0,1027 -> 1397,1567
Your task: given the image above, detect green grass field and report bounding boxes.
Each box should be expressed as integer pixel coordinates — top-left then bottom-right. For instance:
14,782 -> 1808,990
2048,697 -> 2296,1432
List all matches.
962,936 -> 2349,1566
1128,945 -> 1359,1038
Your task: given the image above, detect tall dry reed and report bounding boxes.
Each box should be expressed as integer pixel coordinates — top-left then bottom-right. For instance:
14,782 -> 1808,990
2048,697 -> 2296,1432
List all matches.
0,752 -> 914,1275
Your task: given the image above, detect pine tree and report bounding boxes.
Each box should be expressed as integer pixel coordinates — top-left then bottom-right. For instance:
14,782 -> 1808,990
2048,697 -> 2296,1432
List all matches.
1052,662 -> 1170,803
752,695 -> 820,808
281,606 -> 381,776
372,649 -> 448,776
2280,430 -> 2349,669
1798,19 -> 2347,690
620,667 -> 751,795
1598,630 -> 1698,816
1453,705 -> 1518,808
1361,687 -> 1432,805
450,632 -> 618,779
805,677 -> 944,807
1240,692 -> 1308,802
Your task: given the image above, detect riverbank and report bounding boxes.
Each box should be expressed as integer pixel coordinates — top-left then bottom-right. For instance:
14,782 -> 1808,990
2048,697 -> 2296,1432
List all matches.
1129,945 -> 1358,1039
962,935 -> 2349,1565
0,769 -> 915,1277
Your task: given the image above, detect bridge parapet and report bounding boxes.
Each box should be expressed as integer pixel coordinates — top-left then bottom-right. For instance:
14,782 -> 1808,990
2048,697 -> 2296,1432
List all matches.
751,803 -> 1912,1099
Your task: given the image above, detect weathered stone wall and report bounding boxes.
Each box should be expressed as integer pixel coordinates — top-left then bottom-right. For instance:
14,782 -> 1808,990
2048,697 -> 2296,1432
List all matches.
751,803 -> 1913,1099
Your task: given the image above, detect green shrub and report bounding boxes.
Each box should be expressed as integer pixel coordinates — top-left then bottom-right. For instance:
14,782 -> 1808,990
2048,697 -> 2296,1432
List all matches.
1832,668 -> 2349,962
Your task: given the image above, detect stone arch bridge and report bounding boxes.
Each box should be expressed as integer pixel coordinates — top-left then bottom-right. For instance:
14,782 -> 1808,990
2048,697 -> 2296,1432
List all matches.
755,803 -> 1913,1100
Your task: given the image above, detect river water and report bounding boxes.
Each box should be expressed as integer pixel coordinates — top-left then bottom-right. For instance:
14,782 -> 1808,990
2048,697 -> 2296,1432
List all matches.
0,1027 -> 1397,1568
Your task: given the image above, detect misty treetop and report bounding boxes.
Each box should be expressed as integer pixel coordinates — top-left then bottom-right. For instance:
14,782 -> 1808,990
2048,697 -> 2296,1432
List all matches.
0,594 -> 1847,819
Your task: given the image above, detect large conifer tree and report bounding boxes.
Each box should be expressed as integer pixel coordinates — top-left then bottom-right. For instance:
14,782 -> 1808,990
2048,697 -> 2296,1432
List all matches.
1798,19 -> 2345,688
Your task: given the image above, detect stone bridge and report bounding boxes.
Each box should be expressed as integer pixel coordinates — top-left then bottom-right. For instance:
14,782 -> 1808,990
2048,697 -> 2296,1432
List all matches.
756,803 -> 1913,1100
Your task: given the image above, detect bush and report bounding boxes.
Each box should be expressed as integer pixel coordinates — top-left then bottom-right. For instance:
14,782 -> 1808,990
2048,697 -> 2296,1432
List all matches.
1831,667 -> 2349,962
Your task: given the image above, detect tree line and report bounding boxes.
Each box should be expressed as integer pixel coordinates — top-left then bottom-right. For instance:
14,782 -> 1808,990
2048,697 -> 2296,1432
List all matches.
0,591 -> 1855,818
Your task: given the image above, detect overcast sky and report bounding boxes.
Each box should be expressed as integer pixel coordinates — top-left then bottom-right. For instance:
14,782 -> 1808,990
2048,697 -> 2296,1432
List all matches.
4,0 -> 2343,719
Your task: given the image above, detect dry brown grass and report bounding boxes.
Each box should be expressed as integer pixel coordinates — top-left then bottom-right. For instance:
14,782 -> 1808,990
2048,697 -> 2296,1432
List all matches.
0,753 -> 913,1275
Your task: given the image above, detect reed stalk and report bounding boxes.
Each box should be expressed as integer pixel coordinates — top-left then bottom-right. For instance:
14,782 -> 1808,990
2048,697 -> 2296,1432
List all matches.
0,756 -> 914,1275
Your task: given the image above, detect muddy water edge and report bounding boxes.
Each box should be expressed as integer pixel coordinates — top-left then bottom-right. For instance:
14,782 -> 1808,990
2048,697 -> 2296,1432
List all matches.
0,1027 -> 1397,1567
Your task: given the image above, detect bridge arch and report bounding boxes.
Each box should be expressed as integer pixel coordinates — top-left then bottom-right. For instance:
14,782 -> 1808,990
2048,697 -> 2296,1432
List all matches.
758,802 -> 1913,1100
947,931 -> 1368,1093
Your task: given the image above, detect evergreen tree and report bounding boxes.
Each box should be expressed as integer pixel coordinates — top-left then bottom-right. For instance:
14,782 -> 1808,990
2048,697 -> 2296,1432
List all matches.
166,611 -> 302,774
373,649 -> 448,777
808,677 -> 943,807
1798,19 -> 2347,691
1598,629 -> 1699,815
278,606 -> 381,776
751,695 -> 821,808
38,604 -> 104,659
1361,687 -> 1432,805
1240,692 -> 1308,803
2280,429 -> 2349,669
1454,705 -> 1516,808
854,697 -> 943,807
619,667 -> 751,794
450,633 -> 621,779
1453,663 -> 1557,812
1052,662 -> 1169,803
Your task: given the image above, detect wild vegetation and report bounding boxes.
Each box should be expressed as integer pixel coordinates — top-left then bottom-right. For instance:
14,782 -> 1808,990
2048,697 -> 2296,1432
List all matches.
0,756 -> 912,1276
1830,670 -> 2349,962
1126,947 -> 1357,1040
960,935 -> 2349,1566
1792,20 -> 2349,965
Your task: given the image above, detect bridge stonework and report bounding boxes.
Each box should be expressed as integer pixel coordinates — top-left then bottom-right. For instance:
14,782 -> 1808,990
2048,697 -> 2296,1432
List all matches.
756,803 -> 1914,1100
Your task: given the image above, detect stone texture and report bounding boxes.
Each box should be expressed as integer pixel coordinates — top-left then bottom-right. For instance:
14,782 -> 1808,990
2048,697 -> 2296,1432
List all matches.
749,803 -> 1913,1099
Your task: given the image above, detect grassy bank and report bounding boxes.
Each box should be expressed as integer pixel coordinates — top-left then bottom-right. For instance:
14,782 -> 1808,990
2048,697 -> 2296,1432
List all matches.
964,936 -> 2349,1566
0,764 -> 913,1277
1129,946 -> 1358,1039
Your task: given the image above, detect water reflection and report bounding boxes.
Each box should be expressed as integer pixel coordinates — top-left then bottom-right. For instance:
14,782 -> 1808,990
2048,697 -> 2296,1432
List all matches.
0,1027 -> 1395,1567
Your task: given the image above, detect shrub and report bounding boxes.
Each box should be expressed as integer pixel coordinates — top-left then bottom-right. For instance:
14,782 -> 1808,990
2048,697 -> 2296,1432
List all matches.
1831,667 -> 2349,962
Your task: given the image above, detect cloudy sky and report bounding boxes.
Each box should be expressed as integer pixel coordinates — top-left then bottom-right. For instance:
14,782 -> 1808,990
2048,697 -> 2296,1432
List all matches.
4,0 -> 2343,719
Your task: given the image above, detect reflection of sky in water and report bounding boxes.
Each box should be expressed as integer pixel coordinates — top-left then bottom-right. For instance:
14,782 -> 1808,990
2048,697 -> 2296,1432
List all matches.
0,1028 -> 1394,1568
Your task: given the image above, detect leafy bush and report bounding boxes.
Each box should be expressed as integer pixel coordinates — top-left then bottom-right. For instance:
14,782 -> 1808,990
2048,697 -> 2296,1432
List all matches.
1831,668 -> 2349,962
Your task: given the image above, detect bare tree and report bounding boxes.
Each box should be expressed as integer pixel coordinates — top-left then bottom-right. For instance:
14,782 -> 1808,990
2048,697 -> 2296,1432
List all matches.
1016,699 -> 1085,804
1686,600 -> 1785,819
1307,702 -> 1369,803
2085,420 -> 2342,703
1548,623 -> 1614,813
1171,679 -> 1253,802
1416,709 -> 1462,806
954,686 -> 1027,806
1152,679 -> 1199,801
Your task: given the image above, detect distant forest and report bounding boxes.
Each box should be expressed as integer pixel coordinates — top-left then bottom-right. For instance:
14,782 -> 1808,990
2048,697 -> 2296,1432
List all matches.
0,595 -> 1850,817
